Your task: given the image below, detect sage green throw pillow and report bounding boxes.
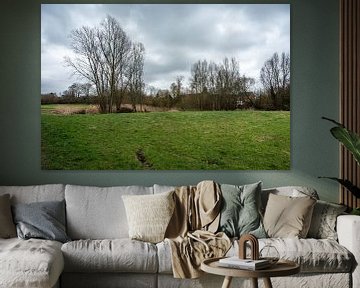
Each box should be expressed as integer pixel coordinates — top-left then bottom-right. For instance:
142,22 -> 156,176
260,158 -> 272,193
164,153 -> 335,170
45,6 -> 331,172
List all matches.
218,182 -> 266,238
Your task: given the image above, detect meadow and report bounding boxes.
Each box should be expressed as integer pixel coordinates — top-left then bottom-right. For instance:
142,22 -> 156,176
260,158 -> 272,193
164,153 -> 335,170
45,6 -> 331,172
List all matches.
41,105 -> 290,170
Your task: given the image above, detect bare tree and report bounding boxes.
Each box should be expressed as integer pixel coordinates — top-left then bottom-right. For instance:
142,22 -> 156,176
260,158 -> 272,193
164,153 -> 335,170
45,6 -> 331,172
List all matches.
188,57 -> 254,110
216,57 -> 241,109
80,83 -> 93,97
206,61 -> 220,110
170,75 -> 184,100
65,25 -> 106,111
190,60 -> 209,110
260,52 -> 290,109
67,83 -> 81,97
65,15 -> 138,113
128,42 -> 145,111
176,76 -> 184,97
63,82 -> 93,98
190,60 -> 208,94
238,75 -> 255,107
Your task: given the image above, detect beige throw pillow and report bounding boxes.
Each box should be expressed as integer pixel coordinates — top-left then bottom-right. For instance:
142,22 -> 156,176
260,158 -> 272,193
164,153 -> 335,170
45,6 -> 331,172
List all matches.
263,193 -> 316,238
122,191 -> 175,243
0,194 -> 17,238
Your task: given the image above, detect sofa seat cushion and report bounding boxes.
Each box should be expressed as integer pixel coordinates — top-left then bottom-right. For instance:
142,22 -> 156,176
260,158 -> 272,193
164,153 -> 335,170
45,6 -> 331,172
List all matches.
0,238 -> 64,288
61,273 -> 157,288
230,238 -> 353,273
157,238 -> 354,274
156,240 -> 173,274
260,238 -> 353,272
62,239 -> 158,273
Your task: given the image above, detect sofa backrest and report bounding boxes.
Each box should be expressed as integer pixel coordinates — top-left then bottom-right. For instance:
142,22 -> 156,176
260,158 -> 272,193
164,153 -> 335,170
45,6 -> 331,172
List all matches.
261,186 -> 319,212
0,184 -> 65,204
154,184 -> 320,212
65,184 -> 153,240
0,183 -> 320,240
153,184 -> 176,194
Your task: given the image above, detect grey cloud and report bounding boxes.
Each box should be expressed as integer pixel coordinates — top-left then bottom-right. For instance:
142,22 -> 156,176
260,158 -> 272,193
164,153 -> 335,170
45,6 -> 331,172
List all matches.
41,4 -> 289,93
41,5 -> 74,46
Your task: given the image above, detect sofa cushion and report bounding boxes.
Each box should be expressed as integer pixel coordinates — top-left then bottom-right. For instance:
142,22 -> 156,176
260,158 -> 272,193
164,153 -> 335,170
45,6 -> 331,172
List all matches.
122,191 -> 175,243
0,184 -> 65,204
153,184 -> 176,194
263,193 -> 316,238
261,186 -> 319,213
0,238 -> 64,288
156,240 -> 173,274
307,200 -> 347,240
61,239 -> 158,273
158,237 -> 353,274
61,273 -> 157,288
218,182 -> 266,238
260,238 -> 353,273
12,200 -> 70,243
65,185 -> 153,239
0,194 -> 16,238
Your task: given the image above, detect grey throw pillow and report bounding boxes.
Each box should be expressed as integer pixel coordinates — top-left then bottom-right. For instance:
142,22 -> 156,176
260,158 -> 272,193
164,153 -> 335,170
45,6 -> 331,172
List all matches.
218,182 -> 266,238
0,194 -> 17,238
12,200 -> 70,243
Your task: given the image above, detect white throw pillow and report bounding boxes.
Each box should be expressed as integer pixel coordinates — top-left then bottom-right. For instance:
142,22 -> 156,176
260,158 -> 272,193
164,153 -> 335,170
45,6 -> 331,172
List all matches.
122,191 -> 175,243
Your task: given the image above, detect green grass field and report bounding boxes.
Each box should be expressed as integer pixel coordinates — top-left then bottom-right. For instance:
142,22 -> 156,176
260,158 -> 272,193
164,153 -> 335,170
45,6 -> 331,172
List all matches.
41,105 -> 290,170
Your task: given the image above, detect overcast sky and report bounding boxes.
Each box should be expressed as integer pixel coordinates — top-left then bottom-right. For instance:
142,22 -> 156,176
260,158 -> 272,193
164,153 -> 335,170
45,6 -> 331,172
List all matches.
41,4 -> 290,94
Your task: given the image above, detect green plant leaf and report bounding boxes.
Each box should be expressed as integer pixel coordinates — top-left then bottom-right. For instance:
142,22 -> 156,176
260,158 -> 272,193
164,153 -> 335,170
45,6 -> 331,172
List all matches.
319,176 -> 360,199
330,127 -> 360,164
322,117 -> 360,165
351,208 -> 360,215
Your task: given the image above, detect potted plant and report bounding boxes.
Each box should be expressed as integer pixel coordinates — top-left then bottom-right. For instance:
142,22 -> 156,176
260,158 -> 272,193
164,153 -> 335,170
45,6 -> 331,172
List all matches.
320,117 -> 360,215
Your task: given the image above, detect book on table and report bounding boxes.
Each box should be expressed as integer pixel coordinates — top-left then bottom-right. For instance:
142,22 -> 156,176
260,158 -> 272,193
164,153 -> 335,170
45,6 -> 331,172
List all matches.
218,257 -> 271,270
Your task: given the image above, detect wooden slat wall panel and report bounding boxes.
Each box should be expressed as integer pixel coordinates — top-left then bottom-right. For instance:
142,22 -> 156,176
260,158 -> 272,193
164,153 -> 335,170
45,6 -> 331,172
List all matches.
340,0 -> 360,208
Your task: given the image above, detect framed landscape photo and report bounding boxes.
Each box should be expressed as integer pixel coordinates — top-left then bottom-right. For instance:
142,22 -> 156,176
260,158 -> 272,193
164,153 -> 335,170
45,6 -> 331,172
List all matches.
41,4 -> 290,170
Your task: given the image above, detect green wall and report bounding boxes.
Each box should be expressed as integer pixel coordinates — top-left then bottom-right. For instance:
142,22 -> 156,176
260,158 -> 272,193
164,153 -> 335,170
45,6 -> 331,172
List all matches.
0,0 -> 340,202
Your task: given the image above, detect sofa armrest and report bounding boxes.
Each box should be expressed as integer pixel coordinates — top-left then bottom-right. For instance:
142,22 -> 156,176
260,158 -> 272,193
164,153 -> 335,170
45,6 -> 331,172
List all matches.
337,215 -> 360,288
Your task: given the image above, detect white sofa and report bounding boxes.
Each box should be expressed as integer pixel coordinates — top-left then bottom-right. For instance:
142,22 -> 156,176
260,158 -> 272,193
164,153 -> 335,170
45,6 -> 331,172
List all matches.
0,183 -> 358,288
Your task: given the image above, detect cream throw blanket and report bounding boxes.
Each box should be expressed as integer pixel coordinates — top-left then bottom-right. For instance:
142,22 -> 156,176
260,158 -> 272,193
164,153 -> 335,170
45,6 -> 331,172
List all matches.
165,181 -> 231,278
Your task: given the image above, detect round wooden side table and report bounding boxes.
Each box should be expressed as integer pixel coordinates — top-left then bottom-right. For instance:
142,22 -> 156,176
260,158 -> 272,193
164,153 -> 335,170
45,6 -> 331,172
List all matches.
201,257 -> 300,288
